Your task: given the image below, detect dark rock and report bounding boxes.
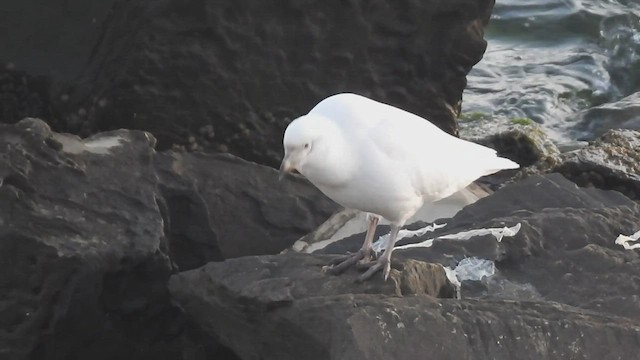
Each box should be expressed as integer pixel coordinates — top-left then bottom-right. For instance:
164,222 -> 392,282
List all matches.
0,70 -> 54,127
518,130 -> 640,201
551,129 -> 640,201
154,152 -> 337,270
351,174 -> 640,319
170,285 -> 640,360
170,253 -> 454,302
0,118 -> 335,359
0,0 -> 118,131
1,0 -> 495,166
168,254 -> 459,360
169,173 -> 640,360
459,114 -> 560,167
0,0 -> 116,83
0,118 -> 183,359
450,172 -> 635,225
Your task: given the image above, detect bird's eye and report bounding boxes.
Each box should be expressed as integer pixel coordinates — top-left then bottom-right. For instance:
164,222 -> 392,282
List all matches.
304,143 -> 310,149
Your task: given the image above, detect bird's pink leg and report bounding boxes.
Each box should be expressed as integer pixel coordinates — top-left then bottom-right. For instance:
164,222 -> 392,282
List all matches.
357,224 -> 401,282
326,215 -> 380,274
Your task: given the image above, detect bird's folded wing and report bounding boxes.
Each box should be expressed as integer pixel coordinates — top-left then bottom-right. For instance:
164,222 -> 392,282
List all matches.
364,114 -> 513,199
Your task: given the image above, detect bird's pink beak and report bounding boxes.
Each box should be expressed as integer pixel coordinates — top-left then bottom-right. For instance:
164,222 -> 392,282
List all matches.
279,156 -> 294,181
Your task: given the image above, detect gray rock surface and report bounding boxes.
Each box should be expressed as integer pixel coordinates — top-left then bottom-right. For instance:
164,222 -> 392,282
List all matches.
170,173 -> 640,360
1,0 -> 496,167
0,118 -> 333,359
552,129 -> 640,201
0,118 -> 181,359
155,152 -> 337,269
459,114 -> 560,167
517,129 -> 640,201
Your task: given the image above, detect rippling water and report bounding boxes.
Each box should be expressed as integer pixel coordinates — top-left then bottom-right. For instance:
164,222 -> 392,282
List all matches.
463,0 -> 640,143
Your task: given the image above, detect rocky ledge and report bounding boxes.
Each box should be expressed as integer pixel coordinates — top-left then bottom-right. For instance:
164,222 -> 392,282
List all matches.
2,118 -> 640,359
0,118 -> 334,359
170,173 -> 640,360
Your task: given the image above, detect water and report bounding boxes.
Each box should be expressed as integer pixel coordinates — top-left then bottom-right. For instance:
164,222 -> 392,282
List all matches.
463,0 -> 640,143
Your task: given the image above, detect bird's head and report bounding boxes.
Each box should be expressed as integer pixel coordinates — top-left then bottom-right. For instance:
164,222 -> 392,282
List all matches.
279,113 -> 354,188
279,115 -> 319,180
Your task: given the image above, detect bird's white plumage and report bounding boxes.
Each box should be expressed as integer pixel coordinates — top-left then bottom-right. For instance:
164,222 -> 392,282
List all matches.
283,93 -> 519,225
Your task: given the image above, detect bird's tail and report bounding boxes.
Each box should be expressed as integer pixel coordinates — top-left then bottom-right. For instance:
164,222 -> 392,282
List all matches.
497,156 -> 520,170
483,156 -> 519,176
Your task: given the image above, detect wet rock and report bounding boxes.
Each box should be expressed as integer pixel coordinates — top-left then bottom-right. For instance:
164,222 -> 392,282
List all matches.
170,173 -> 640,360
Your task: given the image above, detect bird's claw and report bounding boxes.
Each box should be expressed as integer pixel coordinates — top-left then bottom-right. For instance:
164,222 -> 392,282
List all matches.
327,252 -> 355,266
325,248 -> 373,275
356,257 -> 391,282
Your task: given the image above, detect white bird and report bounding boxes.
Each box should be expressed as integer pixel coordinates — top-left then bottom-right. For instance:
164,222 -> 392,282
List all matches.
280,93 -> 519,281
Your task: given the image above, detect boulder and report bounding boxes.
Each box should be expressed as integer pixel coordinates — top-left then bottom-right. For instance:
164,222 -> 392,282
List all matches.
0,118 -> 183,359
0,118 -> 334,359
169,173 -> 640,360
1,0 -> 496,167
516,129 -> 640,201
155,152 -> 337,270
551,129 -> 640,201
459,114 -> 560,167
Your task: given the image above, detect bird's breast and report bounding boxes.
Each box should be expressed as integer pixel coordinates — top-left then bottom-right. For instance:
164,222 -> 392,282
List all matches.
315,171 -> 423,225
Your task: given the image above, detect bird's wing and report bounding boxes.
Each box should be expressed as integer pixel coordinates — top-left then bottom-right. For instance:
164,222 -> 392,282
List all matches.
310,93 -> 388,131
364,101 -> 489,160
363,103 -> 514,200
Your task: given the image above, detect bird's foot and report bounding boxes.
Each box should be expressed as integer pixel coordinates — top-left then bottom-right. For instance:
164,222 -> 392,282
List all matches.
323,248 -> 374,275
356,257 -> 391,282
